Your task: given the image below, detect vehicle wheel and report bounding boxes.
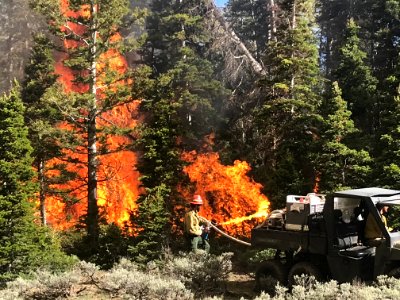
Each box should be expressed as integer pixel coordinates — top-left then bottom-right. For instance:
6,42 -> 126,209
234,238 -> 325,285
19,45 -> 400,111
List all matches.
388,267 -> 400,278
255,259 -> 287,294
288,261 -> 322,287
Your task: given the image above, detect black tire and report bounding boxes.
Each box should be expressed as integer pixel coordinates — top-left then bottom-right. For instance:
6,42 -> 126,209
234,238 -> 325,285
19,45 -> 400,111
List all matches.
255,259 -> 287,294
388,267 -> 400,278
288,261 -> 322,287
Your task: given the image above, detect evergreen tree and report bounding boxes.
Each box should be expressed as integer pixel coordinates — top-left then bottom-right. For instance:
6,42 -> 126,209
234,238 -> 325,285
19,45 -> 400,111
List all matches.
253,0 -> 322,207
317,0 -> 351,77
144,0 -> 228,144
222,0 -> 269,163
142,0 -> 228,188
318,1 -> 399,189
316,81 -> 371,191
375,40 -> 400,187
225,0 -> 268,61
21,33 -> 66,226
30,0 -> 137,247
376,94 -> 400,188
128,66 -> 180,262
333,19 -> 378,138
0,85 -> 74,284
128,185 -> 169,264
353,0 -> 397,82
130,0 -> 229,259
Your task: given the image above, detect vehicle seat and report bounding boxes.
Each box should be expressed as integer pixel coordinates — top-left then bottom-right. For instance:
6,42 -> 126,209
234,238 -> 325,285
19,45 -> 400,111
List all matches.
334,209 -> 359,249
339,245 -> 376,258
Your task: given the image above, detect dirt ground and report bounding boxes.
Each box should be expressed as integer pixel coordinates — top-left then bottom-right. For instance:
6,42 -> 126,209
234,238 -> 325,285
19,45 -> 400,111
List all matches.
224,272 -> 258,299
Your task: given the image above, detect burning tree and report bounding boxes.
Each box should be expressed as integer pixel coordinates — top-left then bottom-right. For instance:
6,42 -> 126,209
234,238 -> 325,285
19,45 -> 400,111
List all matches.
21,33 -> 64,226
30,0 -> 143,246
128,0 -> 230,261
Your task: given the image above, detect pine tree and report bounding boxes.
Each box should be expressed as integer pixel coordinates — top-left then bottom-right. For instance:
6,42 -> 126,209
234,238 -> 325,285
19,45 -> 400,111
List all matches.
144,0 -> 228,144
316,81 -> 371,191
130,0 -> 229,259
21,33 -> 65,226
222,0 -> 269,162
318,1 -> 399,188
225,0 -> 268,61
317,0 -> 351,77
30,0 -> 137,246
141,0 -> 229,192
0,85 -> 74,284
375,44 -> 400,187
129,67 -> 181,262
376,95 -> 400,188
333,19 -> 378,138
128,185 -> 169,264
252,0 -> 322,207
353,0 -> 397,82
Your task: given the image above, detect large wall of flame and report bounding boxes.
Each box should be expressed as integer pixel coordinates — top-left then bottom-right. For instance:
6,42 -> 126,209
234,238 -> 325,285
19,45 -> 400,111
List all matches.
182,151 -> 270,237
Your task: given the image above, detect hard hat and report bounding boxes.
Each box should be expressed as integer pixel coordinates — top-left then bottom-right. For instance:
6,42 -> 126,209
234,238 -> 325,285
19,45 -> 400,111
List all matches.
190,194 -> 203,205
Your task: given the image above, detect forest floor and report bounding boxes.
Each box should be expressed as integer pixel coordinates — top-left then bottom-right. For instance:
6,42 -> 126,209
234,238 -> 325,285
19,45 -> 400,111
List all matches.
224,271 -> 258,299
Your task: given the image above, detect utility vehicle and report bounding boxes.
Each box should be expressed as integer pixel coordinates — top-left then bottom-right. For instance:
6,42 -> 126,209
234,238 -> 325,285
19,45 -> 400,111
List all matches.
251,187 -> 400,290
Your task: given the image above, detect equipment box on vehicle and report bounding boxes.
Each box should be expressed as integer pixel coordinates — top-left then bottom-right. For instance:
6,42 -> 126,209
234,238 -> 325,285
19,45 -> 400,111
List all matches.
285,194 -> 325,231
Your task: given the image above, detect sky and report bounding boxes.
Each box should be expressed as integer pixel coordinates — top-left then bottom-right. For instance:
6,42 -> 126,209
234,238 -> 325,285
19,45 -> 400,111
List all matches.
215,0 -> 227,7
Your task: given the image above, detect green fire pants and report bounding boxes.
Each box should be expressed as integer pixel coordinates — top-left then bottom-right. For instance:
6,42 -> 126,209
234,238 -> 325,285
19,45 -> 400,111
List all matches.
189,235 -> 210,253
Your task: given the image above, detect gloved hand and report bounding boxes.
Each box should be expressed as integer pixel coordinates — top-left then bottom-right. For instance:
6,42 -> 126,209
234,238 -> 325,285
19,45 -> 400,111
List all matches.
200,224 -> 210,240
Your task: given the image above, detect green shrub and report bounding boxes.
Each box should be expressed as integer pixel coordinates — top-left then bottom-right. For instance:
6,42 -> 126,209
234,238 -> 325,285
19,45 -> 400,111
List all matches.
0,268 -> 80,300
98,258 -> 193,299
259,275 -> 400,300
248,249 -> 275,264
0,228 -> 78,286
60,224 -> 129,270
5,256 -> 400,300
161,251 -> 233,293
92,223 -> 129,269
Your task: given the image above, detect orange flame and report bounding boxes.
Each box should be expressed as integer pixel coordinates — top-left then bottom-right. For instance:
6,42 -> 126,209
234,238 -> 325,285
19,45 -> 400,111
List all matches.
313,171 -> 321,193
220,199 -> 270,225
44,0 -> 141,229
45,0 -> 270,237
182,151 -> 270,237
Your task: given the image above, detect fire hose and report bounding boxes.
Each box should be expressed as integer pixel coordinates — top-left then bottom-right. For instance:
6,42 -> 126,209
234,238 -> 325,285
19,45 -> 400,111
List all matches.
198,216 -> 252,247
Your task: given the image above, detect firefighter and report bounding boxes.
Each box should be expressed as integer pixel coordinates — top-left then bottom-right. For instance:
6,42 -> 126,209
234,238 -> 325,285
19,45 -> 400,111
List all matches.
184,194 -> 210,253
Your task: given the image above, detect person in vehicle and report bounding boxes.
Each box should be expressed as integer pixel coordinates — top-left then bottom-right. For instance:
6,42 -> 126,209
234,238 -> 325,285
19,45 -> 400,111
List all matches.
364,203 -> 392,246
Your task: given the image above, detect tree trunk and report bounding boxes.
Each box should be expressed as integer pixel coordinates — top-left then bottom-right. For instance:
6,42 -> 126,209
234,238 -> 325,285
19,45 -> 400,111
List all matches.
38,158 -> 47,226
268,0 -> 277,42
290,0 -> 296,93
291,0 -> 297,30
87,106 -> 98,244
87,0 -> 99,245
209,0 -> 266,76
